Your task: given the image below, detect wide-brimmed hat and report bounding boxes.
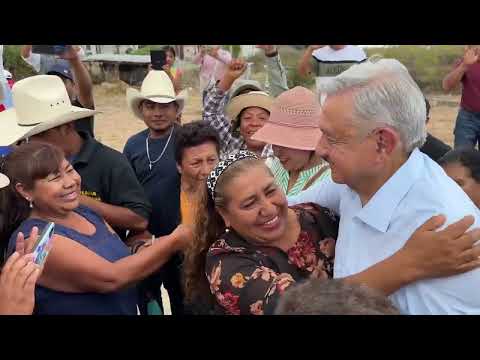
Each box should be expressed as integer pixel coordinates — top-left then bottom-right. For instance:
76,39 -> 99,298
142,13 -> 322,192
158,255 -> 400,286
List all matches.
0,75 -> 99,146
126,70 -> 187,119
230,79 -> 263,99
225,91 -> 273,124
251,86 -> 322,151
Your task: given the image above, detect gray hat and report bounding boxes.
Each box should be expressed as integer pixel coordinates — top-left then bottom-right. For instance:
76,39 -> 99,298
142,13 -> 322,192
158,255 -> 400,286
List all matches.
230,79 -> 263,99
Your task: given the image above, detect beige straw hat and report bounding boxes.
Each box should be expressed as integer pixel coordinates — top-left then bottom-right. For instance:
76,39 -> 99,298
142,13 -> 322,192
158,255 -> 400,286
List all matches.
225,91 -> 273,123
0,75 -> 99,146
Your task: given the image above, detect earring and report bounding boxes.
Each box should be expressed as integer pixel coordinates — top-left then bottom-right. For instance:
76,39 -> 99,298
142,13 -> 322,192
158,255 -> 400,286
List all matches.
26,198 -> 33,208
225,227 -> 230,233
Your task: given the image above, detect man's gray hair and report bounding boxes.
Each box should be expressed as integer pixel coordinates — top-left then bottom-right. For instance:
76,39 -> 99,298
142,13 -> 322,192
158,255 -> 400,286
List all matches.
274,279 -> 400,315
319,58 -> 427,152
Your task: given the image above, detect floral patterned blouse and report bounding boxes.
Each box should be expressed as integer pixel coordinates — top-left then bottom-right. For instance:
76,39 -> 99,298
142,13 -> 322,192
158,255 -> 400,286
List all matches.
205,203 -> 339,315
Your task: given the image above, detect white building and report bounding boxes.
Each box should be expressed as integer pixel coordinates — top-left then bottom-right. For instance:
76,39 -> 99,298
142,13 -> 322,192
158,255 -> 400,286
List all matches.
81,45 -> 139,56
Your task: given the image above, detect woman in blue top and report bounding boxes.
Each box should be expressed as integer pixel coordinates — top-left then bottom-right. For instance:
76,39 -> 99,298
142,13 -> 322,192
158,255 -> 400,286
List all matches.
0,142 -> 191,315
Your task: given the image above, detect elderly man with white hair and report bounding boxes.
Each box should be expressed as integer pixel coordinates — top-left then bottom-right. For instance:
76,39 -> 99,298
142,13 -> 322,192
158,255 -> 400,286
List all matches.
288,58 -> 480,315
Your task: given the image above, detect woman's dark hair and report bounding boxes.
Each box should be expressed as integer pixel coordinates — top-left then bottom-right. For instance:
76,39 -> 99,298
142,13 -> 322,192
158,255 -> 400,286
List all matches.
182,157 -> 267,303
439,148 -> 480,182
0,143 -> 64,258
174,121 -> 220,164
162,46 -> 176,58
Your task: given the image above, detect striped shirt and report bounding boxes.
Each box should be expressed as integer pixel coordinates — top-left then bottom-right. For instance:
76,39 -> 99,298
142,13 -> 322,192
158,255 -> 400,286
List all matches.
266,157 -> 331,196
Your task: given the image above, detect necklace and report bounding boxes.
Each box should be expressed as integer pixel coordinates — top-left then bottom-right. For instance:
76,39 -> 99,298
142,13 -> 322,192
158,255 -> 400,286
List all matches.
146,126 -> 174,171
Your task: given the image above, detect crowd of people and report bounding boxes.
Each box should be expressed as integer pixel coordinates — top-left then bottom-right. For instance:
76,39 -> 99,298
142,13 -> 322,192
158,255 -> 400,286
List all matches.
1,44 -> 480,315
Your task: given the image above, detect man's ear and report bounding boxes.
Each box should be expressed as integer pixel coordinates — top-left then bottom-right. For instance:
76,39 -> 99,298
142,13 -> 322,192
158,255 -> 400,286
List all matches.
176,162 -> 182,175
375,128 -> 399,155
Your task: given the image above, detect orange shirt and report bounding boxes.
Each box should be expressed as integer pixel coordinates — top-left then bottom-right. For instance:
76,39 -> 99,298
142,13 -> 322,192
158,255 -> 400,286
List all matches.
180,190 -> 196,227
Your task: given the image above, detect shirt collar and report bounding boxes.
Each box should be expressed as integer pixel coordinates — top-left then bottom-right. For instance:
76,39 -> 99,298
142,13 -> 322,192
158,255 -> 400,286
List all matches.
71,131 -> 99,166
355,148 -> 424,233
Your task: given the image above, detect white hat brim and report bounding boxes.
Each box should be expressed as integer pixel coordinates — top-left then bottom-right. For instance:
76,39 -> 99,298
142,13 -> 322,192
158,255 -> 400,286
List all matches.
0,106 -> 99,146
0,173 -> 10,188
126,87 -> 187,120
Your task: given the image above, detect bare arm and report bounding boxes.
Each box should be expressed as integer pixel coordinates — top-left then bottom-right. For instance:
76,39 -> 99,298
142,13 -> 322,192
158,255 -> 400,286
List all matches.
60,47 -> 94,109
37,224 -> 191,293
257,45 -> 289,97
443,62 -> 469,92
443,49 -> 479,92
79,195 -> 148,232
21,45 -> 32,59
298,46 -> 321,78
343,215 -> 480,295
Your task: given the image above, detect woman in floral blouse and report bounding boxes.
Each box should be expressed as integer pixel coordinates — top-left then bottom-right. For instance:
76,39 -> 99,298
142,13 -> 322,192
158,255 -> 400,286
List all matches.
183,151 -> 480,315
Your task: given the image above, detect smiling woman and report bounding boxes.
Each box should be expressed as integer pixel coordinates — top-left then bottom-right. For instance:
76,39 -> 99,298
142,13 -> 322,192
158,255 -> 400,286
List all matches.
0,142 -> 191,315
182,151 -> 480,315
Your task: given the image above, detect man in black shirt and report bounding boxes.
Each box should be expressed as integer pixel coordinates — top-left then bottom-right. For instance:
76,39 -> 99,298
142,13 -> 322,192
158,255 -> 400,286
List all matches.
2,74 -> 151,240
124,70 -> 187,315
420,97 -> 452,163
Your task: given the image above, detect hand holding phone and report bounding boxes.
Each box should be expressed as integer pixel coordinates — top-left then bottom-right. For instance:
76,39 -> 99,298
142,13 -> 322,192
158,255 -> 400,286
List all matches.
32,222 -> 55,266
151,50 -> 167,71
32,45 -> 70,56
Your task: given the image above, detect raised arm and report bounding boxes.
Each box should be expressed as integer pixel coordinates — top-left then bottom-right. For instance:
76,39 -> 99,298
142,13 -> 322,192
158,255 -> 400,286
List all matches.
257,45 -> 289,97
203,59 -> 247,154
443,48 -> 479,92
60,46 -> 94,109
298,45 -> 324,78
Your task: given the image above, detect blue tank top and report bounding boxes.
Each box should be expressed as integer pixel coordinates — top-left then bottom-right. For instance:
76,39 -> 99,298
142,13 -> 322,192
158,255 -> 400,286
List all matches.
7,205 -> 138,315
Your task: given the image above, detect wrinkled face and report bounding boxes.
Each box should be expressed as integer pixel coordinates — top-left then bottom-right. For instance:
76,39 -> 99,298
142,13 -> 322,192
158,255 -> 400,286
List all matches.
316,94 -> 377,186
140,100 -> 178,133
272,145 -> 313,172
219,165 -> 289,246
178,141 -> 219,187
166,50 -> 175,67
20,158 -> 81,215
442,162 -> 480,208
239,107 -> 270,150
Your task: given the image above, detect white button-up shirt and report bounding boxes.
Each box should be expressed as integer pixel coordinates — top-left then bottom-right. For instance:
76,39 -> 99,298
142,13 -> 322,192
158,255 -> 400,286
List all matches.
288,148 -> 480,314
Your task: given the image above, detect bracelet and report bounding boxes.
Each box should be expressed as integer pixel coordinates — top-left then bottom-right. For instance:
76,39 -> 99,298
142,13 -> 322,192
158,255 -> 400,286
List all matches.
131,240 -> 147,255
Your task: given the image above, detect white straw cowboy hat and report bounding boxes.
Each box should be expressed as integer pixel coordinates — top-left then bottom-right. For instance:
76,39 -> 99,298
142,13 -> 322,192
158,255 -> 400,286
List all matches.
225,91 -> 273,123
0,173 -> 9,188
0,75 -> 98,146
126,70 -> 187,119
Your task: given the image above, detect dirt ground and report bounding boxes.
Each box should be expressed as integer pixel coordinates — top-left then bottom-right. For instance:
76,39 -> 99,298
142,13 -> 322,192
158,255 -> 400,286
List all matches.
93,83 -> 460,152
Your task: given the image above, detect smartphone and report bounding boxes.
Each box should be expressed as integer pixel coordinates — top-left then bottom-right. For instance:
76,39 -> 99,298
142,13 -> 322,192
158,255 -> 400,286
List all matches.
32,222 -> 55,266
151,50 -> 167,70
32,45 -> 69,56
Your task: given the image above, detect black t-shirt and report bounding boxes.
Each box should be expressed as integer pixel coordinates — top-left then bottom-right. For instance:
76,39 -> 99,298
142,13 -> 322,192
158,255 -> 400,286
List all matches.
123,125 -> 181,237
72,99 -> 95,138
420,133 -> 452,163
72,132 -> 152,239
